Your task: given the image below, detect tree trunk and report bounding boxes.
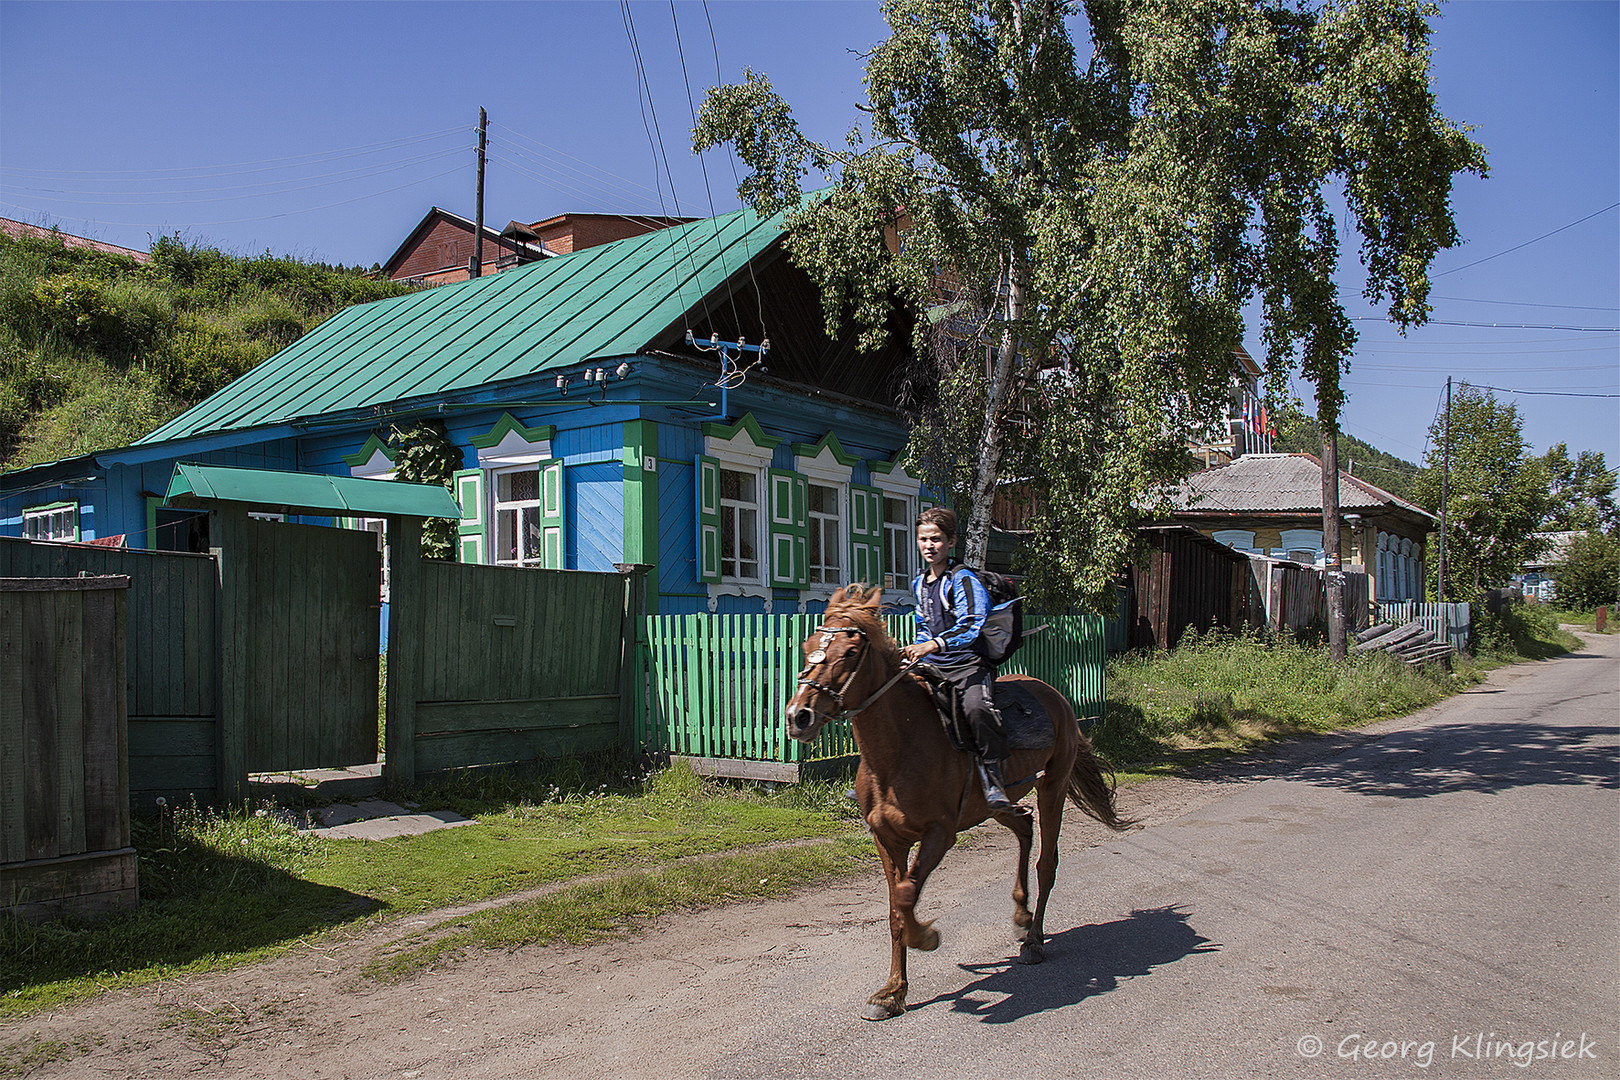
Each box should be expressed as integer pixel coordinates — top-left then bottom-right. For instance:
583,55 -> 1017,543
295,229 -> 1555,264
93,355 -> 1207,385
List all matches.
963,259 -> 1025,566
1320,426 -> 1347,662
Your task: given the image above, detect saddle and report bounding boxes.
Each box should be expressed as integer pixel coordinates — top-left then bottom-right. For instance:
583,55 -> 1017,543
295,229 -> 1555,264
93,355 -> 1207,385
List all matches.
911,664 -> 1056,755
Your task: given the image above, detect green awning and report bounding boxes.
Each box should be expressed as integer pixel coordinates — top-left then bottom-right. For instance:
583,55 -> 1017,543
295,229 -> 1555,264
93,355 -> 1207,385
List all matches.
164,463 -> 462,519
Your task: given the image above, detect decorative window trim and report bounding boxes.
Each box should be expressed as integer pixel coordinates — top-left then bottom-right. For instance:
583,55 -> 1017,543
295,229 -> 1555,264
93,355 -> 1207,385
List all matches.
471,413 -> 555,468
868,453 -> 924,603
1213,529 -> 1258,553
22,500 -> 78,542
793,434 -> 857,604
699,412 -> 781,608
343,434 -> 397,479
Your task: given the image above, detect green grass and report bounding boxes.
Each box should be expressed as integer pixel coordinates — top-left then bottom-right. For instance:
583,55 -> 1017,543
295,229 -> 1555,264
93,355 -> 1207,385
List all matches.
1093,629 -> 1484,768
1544,604 -> 1618,634
0,763 -> 863,1018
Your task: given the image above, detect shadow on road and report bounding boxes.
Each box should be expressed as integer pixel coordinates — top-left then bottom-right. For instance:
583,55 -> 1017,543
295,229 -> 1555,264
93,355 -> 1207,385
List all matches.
907,905 -> 1219,1023
1291,721 -> 1619,798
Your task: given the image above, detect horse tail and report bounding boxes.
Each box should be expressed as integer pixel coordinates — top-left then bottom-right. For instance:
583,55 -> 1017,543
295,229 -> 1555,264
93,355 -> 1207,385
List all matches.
1065,728 -> 1136,831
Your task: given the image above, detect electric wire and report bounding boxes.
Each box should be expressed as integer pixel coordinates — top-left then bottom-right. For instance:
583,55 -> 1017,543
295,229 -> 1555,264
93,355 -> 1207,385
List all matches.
671,0 -> 744,341
704,0 -> 767,340
1433,201 -> 1620,278
1350,317 -> 1619,332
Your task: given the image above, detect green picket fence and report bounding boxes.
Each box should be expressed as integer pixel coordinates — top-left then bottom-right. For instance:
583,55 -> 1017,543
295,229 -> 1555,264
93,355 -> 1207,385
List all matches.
639,610 -> 1106,767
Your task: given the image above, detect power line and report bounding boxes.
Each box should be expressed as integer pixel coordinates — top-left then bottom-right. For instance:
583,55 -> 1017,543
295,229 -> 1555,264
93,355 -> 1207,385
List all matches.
1471,385 -> 1620,399
1350,317 -> 1619,332
1433,201 -> 1619,277
1432,294 -> 1619,313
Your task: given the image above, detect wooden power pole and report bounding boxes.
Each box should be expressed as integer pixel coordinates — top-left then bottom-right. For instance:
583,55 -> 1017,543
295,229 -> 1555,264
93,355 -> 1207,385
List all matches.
471,107 -> 487,279
1438,375 -> 1451,602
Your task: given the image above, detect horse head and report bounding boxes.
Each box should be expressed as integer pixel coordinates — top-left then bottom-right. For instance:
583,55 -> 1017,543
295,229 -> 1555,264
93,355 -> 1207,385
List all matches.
784,584 -> 897,742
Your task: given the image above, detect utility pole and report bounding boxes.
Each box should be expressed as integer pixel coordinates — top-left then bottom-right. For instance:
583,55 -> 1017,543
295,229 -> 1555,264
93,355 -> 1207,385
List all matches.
1438,375 -> 1451,603
471,107 -> 487,279
1321,421 -> 1347,662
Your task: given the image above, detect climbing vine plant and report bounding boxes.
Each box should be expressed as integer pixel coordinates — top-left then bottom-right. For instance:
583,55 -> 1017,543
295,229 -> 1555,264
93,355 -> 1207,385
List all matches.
388,420 -> 462,560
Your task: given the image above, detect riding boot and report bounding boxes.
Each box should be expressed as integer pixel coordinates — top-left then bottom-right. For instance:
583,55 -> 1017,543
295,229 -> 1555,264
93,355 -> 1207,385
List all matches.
977,757 -> 1016,811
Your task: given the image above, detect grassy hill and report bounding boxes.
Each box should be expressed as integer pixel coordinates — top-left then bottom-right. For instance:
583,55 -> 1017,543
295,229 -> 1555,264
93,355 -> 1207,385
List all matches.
0,232 -> 415,470
1270,404 -> 1429,511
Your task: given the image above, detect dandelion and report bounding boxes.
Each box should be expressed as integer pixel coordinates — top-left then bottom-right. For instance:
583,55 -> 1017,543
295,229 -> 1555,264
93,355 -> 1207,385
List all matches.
240,839 -> 249,847
155,796 -> 167,808
255,808 -> 267,818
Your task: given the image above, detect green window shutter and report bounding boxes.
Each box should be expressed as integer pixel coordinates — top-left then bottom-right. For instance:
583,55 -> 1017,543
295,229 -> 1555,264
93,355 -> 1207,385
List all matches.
696,455 -> 721,584
540,459 -> 565,569
453,468 -> 485,564
849,484 -> 883,588
768,469 -> 808,587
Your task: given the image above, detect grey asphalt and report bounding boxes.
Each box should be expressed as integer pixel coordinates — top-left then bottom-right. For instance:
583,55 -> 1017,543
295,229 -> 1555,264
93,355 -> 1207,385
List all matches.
696,633 -> 1619,1080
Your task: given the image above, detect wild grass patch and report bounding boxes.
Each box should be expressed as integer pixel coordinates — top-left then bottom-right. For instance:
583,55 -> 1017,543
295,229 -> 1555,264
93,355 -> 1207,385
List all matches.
1095,629 -> 1481,767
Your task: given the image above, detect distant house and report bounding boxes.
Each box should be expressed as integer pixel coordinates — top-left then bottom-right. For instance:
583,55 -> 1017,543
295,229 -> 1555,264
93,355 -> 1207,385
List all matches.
1165,452 -> 1435,602
0,218 -> 150,263
1,202 -> 933,619
380,208 -> 693,285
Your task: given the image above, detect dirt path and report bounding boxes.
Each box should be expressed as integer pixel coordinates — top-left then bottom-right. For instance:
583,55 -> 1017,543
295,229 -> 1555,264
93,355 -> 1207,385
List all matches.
2,661 -> 1562,1080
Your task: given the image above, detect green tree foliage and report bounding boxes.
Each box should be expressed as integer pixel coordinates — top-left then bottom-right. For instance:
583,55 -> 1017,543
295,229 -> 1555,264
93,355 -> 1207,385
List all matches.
1540,443 -> 1617,535
695,0 -> 1484,613
387,421 -> 463,560
1416,383 -> 1549,600
1270,404 -> 1424,507
0,230 -> 413,468
1551,530 -> 1619,609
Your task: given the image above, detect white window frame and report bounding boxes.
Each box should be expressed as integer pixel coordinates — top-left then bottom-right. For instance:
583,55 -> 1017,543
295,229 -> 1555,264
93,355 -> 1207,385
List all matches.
793,441 -> 855,609
702,421 -> 777,612
717,465 -> 763,583
22,501 -> 77,542
869,459 -> 924,606
467,421 -> 562,569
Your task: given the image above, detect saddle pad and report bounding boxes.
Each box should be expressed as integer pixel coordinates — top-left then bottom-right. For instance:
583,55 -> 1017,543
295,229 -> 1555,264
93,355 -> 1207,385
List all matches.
994,680 -> 1055,750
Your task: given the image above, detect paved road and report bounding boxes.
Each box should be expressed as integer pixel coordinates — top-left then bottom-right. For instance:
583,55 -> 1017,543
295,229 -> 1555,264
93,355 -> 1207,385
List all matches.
684,633 -> 1619,1080
12,634 -> 1616,1080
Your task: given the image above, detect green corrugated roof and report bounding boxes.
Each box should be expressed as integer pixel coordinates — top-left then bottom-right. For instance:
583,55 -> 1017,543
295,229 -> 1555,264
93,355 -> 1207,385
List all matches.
137,204 -> 787,445
164,463 -> 462,519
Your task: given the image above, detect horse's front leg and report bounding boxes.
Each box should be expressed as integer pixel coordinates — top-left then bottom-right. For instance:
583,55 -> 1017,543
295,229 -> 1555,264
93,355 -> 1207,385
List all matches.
864,833 -> 913,1021
863,825 -> 955,1020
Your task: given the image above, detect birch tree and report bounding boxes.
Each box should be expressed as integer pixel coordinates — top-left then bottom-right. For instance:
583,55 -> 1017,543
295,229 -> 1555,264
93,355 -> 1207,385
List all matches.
696,0 -> 1484,626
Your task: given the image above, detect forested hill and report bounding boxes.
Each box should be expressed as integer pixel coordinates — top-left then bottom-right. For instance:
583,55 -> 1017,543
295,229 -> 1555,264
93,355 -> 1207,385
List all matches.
1270,405 -> 1428,511
0,232 -> 415,470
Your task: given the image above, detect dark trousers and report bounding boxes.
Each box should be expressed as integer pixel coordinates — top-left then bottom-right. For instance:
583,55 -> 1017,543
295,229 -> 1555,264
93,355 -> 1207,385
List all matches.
936,657 -> 1006,761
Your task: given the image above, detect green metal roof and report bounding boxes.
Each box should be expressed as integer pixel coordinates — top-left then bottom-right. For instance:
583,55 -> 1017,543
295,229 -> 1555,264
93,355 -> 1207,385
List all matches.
164,463 -> 462,519
137,204 -> 787,445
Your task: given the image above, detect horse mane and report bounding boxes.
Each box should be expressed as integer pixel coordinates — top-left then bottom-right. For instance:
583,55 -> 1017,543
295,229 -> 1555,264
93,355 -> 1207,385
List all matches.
824,585 -> 903,671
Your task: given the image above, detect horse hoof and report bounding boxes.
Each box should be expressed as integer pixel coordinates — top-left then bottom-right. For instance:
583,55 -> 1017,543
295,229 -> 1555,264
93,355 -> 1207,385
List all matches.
916,926 -> 941,952
1017,941 -> 1046,965
862,1001 -> 904,1021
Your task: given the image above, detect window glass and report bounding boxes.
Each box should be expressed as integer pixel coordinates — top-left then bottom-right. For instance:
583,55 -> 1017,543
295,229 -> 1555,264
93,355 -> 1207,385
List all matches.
720,467 -> 760,581
882,496 -> 911,585
22,504 -> 76,541
807,483 -> 842,585
494,466 -> 542,567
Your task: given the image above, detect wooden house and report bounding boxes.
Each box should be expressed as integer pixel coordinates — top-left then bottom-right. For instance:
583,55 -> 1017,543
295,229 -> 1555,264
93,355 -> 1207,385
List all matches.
1164,452 -> 1434,603
0,203 -> 933,620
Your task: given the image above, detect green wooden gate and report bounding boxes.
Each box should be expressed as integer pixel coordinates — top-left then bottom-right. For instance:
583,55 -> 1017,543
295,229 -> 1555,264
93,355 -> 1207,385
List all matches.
224,517 -> 381,774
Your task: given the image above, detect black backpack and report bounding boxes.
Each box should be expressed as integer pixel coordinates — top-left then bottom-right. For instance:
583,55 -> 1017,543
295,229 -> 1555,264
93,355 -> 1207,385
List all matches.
968,567 -> 1025,664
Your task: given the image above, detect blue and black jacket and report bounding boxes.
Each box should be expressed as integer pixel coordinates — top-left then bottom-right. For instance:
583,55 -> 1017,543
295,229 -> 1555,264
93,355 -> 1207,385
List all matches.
911,560 -> 992,665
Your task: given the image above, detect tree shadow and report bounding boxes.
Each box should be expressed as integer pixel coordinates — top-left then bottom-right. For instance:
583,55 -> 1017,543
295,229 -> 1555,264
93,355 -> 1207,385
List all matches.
907,906 -> 1219,1023
1289,721 -> 1619,798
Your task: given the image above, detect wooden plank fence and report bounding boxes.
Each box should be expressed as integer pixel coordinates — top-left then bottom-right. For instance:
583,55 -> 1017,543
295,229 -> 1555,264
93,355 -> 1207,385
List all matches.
0,538 -> 216,809
1,576 -> 136,922
641,611 -> 1107,780
1374,601 -> 1471,653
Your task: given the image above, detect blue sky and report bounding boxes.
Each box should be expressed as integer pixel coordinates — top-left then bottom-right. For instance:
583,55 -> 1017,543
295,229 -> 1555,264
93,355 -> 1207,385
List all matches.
2,0 -> 1615,471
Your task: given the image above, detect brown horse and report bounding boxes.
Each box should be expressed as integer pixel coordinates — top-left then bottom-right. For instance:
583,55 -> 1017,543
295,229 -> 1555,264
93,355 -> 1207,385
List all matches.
785,585 -> 1132,1020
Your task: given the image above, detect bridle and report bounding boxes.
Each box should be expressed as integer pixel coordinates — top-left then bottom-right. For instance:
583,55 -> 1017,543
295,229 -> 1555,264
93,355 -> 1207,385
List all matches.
794,623 -> 916,724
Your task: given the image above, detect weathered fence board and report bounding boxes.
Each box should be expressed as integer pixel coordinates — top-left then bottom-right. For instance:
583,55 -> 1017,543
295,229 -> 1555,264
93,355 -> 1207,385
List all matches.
1375,601 -> 1471,653
387,561 -> 629,782
0,576 -> 136,922
0,538 -> 217,809
642,610 -> 1108,780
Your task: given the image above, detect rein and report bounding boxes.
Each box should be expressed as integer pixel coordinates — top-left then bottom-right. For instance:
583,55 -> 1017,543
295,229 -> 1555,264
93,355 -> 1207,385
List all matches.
796,623 -> 916,723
